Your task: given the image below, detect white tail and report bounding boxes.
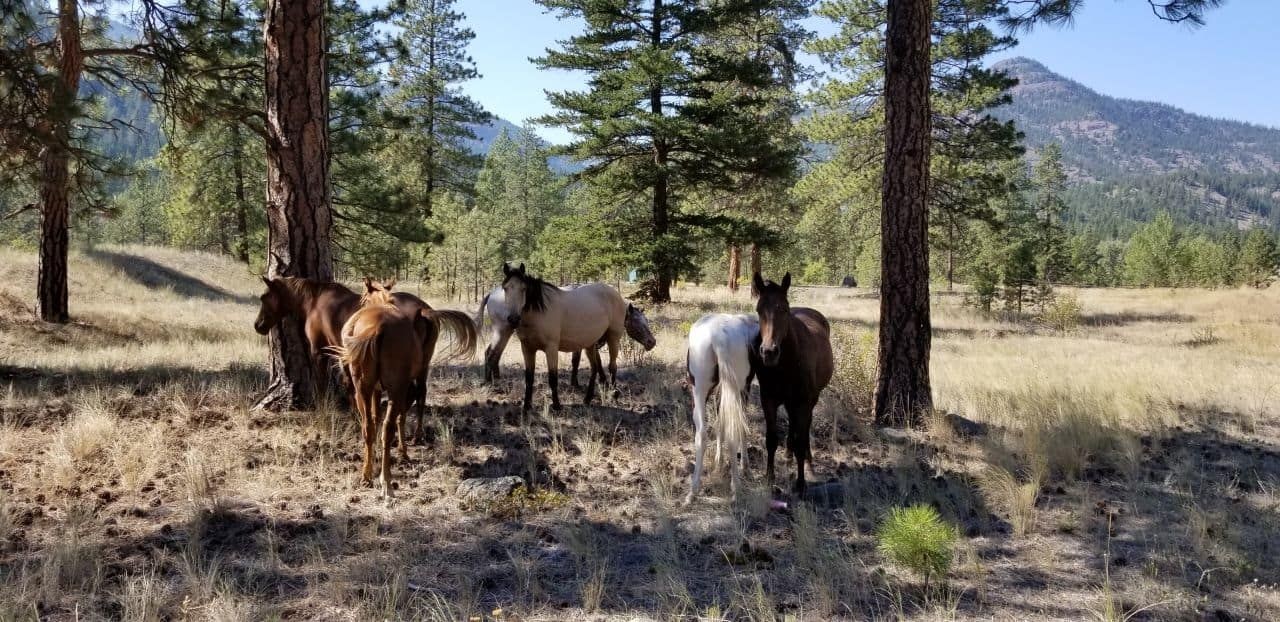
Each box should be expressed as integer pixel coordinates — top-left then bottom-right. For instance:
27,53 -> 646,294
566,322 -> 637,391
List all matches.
715,353 -> 748,475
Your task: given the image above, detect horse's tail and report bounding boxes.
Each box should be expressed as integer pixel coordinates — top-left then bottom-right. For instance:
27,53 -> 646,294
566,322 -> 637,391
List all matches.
715,345 -> 750,471
424,309 -> 479,364
474,293 -> 490,330
331,322 -> 381,387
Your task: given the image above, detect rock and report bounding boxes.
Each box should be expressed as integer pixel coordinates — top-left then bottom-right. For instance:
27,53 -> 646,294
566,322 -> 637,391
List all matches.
804,481 -> 845,508
944,413 -> 988,438
456,476 -> 526,503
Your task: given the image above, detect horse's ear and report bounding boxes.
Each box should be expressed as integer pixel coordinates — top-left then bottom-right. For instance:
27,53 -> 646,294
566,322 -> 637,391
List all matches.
502,262 -> 512,277
517,262 -> 525,275
781,272 -> 791,291
260,276 -> 271,287
362,276 -> 375,293
385,277 -> 397,290
751,272 -> 765,298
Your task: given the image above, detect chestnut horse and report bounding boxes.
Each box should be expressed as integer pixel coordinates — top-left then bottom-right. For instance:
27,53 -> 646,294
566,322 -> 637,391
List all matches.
750,272 -> 833,494
498,263 -> 629,412
476,284 -> 656,387
331,285 -> 424,497
253,277 -> 476,441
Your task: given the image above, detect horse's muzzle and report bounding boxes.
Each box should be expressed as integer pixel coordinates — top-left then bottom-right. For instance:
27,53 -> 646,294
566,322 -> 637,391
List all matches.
506,314 -> 521,328
643,337 -> 657,351
253,321 -> 270,336
759,344 -> 780,367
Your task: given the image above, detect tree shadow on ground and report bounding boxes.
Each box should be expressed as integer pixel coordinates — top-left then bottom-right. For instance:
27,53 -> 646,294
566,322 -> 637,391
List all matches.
1080,311 -> 1194,327
86,249 -> 256,304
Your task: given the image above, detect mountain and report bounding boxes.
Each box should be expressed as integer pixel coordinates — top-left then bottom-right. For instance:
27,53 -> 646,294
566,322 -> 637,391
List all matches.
465,116 -> 582,175
993,57 -> 1280,232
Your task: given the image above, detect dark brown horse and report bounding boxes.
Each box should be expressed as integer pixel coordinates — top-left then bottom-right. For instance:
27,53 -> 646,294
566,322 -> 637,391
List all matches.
253,277 -> 477,441
750,271 -> 834,494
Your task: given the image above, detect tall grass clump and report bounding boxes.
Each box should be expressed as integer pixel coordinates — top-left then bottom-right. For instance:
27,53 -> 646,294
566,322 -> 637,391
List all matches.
1039,292 -> 1084,332
877,504 -> 957,589
976,465 -> 1041,537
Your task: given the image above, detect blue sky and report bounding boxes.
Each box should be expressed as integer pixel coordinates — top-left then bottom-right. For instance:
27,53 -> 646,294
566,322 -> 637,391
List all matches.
453,0 -> 1280,144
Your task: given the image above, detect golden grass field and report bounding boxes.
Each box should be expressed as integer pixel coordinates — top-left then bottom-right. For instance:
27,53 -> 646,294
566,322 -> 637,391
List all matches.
1,244 -> 1278,621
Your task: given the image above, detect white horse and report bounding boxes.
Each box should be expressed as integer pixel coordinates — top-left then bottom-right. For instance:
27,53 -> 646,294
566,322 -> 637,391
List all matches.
476,282 -> 656,387
684,313 -> 759,505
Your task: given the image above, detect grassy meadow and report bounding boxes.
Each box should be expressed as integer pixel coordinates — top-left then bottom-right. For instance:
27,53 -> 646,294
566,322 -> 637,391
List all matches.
1,245 -> 1278,621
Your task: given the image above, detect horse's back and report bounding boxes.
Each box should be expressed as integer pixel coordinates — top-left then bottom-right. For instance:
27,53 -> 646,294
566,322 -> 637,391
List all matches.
553,283 -> 625,349
344,305 -> 423,385
791,307 -> 834,390
687,313 -> 757,385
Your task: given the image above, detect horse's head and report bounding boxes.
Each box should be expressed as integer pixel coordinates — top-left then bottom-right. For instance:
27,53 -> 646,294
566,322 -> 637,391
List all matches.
752,271 -> 791,367
254,276 -> 287,335
625,303 -> 657,351
361,276 -> 396,306
500,262 -> 529,328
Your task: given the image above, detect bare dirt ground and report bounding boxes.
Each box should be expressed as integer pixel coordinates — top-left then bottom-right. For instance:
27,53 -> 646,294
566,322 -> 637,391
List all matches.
1,245 -> 1278,621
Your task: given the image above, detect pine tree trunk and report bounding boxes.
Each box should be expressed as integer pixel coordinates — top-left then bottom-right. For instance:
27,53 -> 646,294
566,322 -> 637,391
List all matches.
750,243 -> 761,279
255,0 -> 334,412
646,0 -> 673,304
727,244 -> 741,292
231,123 -> 251,264
36,0 -> 84,324
873,0 -> 934,427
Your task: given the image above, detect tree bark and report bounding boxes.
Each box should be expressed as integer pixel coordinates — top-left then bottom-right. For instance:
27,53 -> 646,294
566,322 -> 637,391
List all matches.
727,244 -> 741,292
36,0 -> 84,324
255,0 -> 334,412
873,0 -> 934,427
749,243 -> 761,279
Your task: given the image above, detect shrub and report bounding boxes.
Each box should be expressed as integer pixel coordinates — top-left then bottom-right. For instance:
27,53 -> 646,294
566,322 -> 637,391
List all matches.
829,326 -> 877,413
877,504 -> 957,585
1040,293 -> 1083,332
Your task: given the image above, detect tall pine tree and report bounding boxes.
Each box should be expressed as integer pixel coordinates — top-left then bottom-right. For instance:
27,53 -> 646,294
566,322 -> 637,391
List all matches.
535,0 -> 797,302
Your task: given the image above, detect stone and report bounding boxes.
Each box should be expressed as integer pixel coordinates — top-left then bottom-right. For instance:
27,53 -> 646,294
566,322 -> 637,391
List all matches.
456,476 -> 526,503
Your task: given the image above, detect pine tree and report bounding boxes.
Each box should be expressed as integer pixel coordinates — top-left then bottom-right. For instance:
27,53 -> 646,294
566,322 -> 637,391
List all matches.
1033,143 -> 1069,286
535,0 -> 798,302
1124,212 -> 1179,286
473,126 -> 565,265
1237,227 -> 1278,288
386,0 -> 489,224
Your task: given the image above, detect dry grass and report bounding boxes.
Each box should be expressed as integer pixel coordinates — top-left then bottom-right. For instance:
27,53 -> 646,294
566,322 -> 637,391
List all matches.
0,246 -> 1278,620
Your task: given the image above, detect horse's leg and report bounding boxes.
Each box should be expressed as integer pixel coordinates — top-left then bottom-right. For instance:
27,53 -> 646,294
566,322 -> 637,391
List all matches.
583,347 -> 605,406
357,384 -> 376,485
520,340 -> 537,413
606,331 -> 621,387
417,335 -> 442,447
485,326 -> 512,383
761,393 -> 781,486
790,400 -> 814,495
545,347 -> 563,411
570,350 -> 582,390
380,397 -> 398,498
684,377 -> 714,506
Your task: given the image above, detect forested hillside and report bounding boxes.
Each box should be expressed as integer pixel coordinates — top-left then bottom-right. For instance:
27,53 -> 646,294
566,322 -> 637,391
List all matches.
994,57 -> 1280,233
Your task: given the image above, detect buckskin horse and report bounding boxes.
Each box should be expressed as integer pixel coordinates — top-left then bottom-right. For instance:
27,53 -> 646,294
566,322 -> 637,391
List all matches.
497,263 -> 631,412
476,283 -> 656,387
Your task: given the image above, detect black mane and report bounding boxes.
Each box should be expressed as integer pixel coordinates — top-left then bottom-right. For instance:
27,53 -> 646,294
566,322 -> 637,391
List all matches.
503,271 -> 551,313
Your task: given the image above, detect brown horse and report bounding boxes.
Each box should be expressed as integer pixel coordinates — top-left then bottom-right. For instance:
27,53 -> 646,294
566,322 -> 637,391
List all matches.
253,277 -> 477,441
750,271 -> 834,494
499,263 -> 628,412
331,286 -> 423,497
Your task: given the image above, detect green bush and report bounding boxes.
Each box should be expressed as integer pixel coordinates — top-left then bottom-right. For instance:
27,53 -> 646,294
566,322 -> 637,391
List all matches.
876,504 -> 957,584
